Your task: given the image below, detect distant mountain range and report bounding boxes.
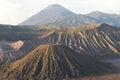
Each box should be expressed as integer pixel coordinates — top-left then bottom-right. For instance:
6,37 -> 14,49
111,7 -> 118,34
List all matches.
20,4 -> 120,27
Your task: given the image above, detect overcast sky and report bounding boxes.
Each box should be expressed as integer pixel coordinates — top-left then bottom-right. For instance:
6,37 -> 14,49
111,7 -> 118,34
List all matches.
0,0 -> 120,25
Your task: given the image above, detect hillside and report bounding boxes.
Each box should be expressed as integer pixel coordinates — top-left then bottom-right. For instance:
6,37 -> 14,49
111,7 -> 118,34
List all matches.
0,24 -> 40,41
0,44 -> 116,80
20,24 -> 120,59
0,41 -> 24,65
0,23 -> 120,65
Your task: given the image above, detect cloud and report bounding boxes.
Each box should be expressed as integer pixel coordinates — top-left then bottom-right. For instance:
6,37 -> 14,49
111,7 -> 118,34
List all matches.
58,0 -> 120,14
0,0 -> 59,25
0,0 -> 21,25
0,0 -> 120,25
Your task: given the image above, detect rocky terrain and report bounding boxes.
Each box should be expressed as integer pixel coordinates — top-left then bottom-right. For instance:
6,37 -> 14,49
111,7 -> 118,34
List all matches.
0,44 -> 117,80
0,23 -> 120,80
20,24 -> 120,60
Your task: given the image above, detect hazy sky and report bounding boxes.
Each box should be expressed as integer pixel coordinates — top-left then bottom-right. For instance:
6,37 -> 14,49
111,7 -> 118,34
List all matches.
0,0 -> 120,25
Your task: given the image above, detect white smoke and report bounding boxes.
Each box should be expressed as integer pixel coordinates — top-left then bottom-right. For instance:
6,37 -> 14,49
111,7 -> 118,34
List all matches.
0,48 -> 3,53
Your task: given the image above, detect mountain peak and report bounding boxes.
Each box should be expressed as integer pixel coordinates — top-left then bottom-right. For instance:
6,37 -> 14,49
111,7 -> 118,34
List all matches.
46,4 -> 65,10
48,4 -> 62,7
97,23 -> 120,31
36,44 -> 66,49
87,11 -> 107,17
20,4 -> 76,25
89,11 -> 105,14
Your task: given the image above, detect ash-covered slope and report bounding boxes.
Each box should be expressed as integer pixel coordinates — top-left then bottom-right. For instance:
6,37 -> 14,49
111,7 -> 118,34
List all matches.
0,44 -> 115,80
0,41 -> 24,65
21,24 -> 120,59
0,23 -> 120,62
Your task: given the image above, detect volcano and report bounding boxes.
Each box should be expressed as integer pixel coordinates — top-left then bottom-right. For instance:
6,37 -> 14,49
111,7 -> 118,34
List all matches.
0,44 -> 115,80
20,4 -> 76,25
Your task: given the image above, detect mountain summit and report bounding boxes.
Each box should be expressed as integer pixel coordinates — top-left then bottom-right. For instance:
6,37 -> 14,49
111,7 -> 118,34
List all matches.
20,4 -> 76,25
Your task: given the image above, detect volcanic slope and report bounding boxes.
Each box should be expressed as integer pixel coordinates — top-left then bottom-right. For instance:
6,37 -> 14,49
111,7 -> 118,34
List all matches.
22,24 -> 120,59
0,44 -> 115,80
0,41 -> 24,65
